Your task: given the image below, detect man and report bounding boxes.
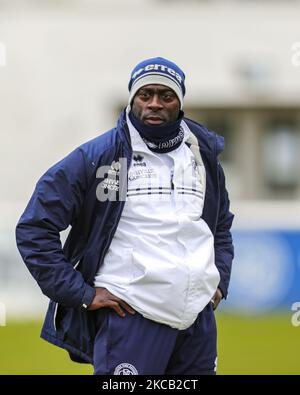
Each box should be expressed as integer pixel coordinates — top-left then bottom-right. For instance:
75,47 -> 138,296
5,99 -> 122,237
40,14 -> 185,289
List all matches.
16,57 -> 234,375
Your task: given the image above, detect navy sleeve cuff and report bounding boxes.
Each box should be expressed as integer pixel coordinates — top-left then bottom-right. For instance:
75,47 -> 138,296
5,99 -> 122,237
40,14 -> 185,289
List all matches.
80,284 -> 96,309
218,281 -> 227,300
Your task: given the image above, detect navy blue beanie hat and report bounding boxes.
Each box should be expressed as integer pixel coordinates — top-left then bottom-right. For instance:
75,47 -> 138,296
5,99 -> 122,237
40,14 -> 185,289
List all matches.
128,57 -> 186,109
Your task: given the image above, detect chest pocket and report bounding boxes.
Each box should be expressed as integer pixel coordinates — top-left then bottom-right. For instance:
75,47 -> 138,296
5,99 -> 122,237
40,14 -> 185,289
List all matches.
172,158 -> 205,219
127,156 -> 172,202
170,138 -> 206,219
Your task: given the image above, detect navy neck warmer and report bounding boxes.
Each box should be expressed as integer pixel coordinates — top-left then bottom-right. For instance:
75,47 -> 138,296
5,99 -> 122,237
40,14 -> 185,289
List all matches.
129,110 -> 185,153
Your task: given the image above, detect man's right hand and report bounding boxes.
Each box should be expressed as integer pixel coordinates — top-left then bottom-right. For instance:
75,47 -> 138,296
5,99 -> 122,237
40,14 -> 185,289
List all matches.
87,287 -> 136,317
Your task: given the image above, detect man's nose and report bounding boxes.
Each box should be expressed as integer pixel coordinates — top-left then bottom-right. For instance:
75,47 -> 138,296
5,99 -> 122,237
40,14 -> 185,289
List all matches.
148,94 -> 163,110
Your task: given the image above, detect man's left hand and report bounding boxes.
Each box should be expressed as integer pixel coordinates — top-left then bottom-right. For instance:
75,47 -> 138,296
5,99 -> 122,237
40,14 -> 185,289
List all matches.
210,288 -> 223,311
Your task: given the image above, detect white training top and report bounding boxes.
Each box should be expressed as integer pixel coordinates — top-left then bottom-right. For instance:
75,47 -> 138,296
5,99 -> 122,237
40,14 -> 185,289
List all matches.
94,108 -> 220,330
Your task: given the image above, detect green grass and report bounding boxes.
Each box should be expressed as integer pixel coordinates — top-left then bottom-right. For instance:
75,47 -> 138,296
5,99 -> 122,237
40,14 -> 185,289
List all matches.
0,320 -> 92,375
216,313 -> 300,375
0,313 -> 299,374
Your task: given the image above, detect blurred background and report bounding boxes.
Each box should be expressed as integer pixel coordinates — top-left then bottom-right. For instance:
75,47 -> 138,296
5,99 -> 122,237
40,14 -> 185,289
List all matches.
0,0 -> 300,374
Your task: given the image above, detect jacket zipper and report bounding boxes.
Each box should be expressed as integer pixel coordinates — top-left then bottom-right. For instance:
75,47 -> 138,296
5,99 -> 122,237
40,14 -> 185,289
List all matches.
53,302 -> 58,331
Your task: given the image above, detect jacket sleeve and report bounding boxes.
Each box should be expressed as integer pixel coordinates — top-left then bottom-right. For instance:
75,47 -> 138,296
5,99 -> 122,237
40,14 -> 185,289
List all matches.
214,163 -> 234,299
15,147 -> 96,309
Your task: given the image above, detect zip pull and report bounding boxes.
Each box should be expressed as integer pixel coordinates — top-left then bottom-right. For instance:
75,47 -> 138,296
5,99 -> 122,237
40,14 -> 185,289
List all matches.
170,169 -> 174,190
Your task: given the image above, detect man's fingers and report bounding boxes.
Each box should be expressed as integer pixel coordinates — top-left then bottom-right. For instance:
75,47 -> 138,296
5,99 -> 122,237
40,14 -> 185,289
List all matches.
106,300 -> 126,317
106,299 -> 135,316
118,299 -> 136,314
108,294 -> 135,314
211,297 -> 221,311
91,288 -> 135,316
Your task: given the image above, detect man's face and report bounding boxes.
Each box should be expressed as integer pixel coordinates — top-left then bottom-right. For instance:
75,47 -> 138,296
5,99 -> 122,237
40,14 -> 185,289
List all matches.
131,84 -> 180,126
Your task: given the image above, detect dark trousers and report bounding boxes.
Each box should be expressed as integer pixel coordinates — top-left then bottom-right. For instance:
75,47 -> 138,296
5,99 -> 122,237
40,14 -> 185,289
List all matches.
93,303 -> 217,375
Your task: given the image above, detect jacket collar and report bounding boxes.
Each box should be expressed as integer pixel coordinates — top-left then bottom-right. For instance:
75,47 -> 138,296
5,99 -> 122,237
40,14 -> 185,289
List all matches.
116,107 -> 224,159
116,107 -> 132,153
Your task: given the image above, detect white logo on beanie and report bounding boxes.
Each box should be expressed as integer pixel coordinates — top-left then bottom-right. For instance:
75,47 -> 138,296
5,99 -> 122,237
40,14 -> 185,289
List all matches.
132,64 -> 182,83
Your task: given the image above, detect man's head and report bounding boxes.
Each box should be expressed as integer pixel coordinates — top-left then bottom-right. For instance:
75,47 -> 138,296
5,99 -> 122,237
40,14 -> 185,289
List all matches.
128,57 -> 185,125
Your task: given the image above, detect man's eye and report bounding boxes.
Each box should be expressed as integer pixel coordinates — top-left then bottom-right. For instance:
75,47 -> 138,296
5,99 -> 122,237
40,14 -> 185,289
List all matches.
139,93 -> 150,99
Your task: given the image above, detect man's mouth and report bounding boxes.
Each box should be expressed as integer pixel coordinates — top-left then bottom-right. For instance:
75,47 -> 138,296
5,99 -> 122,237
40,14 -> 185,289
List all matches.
144,116 -> 164,125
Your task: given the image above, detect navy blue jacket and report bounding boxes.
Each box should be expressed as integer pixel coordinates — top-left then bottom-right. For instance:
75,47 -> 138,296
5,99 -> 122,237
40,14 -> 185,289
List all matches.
16,110 -> 234,364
